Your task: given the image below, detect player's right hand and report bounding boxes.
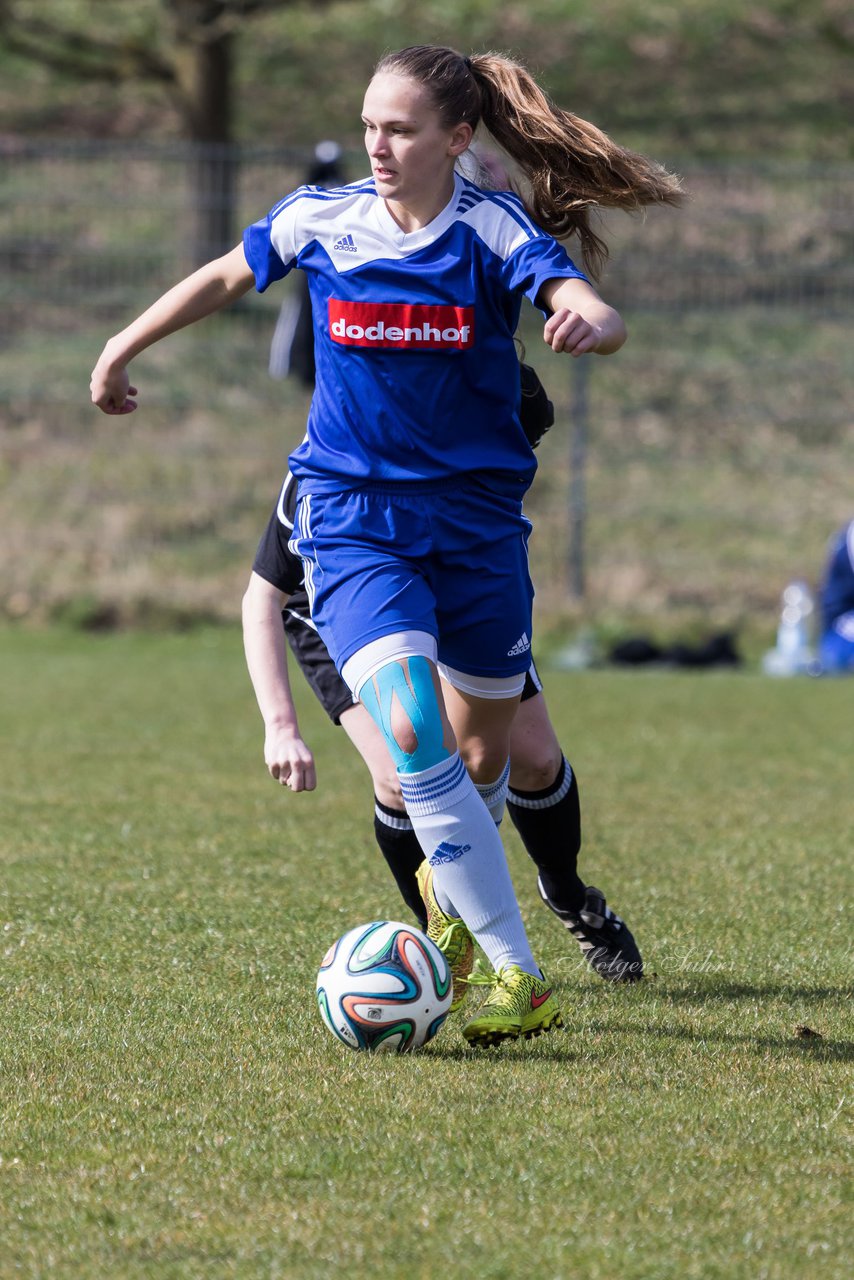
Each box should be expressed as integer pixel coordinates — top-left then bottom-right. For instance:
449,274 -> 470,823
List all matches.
90,361 -> 138,415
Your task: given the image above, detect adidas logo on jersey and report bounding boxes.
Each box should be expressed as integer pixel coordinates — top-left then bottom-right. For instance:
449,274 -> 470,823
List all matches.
332,233 -> 358,252
507,633 -> 531,657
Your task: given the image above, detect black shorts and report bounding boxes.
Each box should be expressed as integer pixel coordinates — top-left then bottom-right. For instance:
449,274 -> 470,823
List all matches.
283,586 -> 542,725
283,587 -> 358,726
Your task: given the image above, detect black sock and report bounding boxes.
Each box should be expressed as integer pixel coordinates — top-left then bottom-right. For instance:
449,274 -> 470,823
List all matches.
507,756 -> 586,912
373,798 -> 428,929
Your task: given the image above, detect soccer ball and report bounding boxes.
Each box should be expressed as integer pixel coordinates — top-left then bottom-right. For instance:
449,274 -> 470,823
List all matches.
316,920 -> 452,1053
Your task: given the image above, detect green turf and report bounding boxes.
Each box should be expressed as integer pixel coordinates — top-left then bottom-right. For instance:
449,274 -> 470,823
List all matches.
1,627 -> 851,1279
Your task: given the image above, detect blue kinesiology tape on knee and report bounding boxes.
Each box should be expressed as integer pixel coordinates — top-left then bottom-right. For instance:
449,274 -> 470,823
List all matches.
360,656 -> 450,775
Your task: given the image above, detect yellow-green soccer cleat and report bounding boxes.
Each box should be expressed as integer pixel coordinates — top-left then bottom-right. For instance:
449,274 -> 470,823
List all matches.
416,862 -> 475,1013
462,961 -> 562,1047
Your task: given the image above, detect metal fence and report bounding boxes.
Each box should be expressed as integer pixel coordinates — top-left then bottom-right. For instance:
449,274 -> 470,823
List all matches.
1,140 -> 853,631
3,142 -> 851,316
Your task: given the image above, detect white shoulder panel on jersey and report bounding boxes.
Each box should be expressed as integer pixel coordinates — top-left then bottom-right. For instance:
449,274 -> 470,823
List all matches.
455,181 -> 547,261
268,180 -> 378,267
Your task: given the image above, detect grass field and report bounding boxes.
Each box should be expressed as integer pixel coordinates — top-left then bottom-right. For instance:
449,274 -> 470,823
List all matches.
1,626 -> 851,1278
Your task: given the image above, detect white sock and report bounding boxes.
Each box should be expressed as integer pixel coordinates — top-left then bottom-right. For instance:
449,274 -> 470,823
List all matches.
398,753 -> 538,975
474,758 -> 510,825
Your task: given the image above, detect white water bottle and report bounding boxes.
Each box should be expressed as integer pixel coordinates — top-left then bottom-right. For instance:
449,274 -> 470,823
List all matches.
762,580 -> 816,675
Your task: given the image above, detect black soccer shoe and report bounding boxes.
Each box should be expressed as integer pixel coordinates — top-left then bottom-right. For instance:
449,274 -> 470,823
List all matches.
537,879 -> 644,982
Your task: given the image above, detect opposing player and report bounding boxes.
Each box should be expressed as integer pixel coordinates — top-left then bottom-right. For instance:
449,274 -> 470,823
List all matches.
818,519 -> 854,674
92,45 -> 680,1045
243,462 -> 644,989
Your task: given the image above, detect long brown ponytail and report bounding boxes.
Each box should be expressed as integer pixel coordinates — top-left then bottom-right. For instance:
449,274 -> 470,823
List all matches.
375,45 -> 684,279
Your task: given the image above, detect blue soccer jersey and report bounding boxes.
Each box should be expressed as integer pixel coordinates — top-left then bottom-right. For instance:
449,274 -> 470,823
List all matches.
243,173 -> 586,492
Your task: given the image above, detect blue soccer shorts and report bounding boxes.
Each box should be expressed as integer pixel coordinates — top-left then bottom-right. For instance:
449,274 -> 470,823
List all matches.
290,479 -> 535,689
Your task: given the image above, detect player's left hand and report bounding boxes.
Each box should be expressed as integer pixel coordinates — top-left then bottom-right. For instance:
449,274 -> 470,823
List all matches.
543,307 -> 601,356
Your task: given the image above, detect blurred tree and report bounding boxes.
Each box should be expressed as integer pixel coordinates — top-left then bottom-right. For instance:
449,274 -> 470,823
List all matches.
0,0 -> 348,262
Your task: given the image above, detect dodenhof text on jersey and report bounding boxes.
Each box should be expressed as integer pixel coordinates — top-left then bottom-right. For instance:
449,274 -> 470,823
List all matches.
328,300 -> 475,350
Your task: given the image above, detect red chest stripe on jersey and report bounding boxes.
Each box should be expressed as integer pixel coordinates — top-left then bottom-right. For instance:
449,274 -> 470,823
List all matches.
328,299 -> 475,350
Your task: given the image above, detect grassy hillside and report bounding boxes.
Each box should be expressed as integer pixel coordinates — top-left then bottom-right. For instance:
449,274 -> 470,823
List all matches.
3,303 -> 851,647
1,1 -> 851,641
0,0 -> 851,161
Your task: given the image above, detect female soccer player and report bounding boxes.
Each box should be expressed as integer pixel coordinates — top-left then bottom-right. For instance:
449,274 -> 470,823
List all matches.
242,466 -> 644,990
91,45 -> 680,1045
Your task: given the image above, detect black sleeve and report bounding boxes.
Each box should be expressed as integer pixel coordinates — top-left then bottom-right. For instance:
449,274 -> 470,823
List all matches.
518,362 -> 555,449
252,502 -> 304,596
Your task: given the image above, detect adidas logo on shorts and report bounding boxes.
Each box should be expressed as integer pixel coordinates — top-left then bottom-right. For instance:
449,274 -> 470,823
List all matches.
333,233 -> 358,253
507,632 -> 531,657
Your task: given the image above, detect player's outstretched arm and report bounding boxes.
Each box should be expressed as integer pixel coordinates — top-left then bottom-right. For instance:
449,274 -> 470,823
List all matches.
540,277 -> 627,357
242,571 -> 317,793
90,244 -> 257,415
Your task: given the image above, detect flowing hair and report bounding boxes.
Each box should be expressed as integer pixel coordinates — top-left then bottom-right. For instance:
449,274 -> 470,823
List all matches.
375,45 -> 684,279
